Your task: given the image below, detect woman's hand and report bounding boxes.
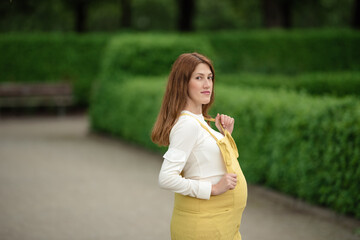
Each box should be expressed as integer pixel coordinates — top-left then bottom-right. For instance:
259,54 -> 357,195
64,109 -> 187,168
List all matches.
215,113 -> 234,135
211,173 -> 237,196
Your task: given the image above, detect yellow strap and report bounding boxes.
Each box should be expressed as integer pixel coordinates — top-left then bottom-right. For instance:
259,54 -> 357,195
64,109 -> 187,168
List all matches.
204,117 -> 215,122
180,113 -> 224,141
203,117 -> 226,133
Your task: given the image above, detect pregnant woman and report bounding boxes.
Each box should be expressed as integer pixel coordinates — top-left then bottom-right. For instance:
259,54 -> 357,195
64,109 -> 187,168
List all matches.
151,52 -> 247,240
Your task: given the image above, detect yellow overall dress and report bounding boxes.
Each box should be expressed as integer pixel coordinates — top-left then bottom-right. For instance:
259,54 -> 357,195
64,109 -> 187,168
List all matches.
170,113 -> 248,240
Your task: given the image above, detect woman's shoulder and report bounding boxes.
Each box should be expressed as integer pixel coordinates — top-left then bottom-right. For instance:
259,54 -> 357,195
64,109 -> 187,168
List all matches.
170,114 -> 201,137
173,114 -> 201,129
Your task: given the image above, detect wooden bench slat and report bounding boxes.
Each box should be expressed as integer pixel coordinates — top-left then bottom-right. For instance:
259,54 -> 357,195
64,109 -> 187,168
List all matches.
0,83 -> 74,115
0,83 -> 72,97
0,96 -> 73,107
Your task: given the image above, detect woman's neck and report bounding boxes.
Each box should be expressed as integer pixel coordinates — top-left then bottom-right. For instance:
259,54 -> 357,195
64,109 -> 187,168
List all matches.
184,101 -> 202,115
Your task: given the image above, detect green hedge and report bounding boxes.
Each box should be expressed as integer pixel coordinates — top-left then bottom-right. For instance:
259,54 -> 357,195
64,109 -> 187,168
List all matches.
90,76 -> 360,219
98,30 -> 360,82
217,71 -> 360,97
2,30 -> 360,105
90,77 -> 167,150
211,87 -> 360,219
0,33 -> 109,105
99,33 -> 215,83
207,29 -> 360,74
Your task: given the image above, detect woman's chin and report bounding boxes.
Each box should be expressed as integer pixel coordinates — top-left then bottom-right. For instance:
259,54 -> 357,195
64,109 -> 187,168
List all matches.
201,99 -> 211,105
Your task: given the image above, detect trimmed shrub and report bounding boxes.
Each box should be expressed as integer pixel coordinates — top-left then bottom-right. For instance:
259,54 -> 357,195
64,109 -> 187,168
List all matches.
0,33 -> 109,105
99,33 -> 215,83
207,29 -> 360,74
2,30 -> 360,105
90,78 -> 360,218
90,77 -> 167,151
217,71 -> 360,97
212,86 -> 360,219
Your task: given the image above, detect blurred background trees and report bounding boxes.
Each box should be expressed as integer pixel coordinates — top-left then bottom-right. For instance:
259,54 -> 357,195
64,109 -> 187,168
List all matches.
0,0 -> 358,32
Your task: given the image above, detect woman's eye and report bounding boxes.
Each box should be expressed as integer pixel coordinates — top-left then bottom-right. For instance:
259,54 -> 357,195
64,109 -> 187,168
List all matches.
208,76 -> 213,80
196,76 -> 201,80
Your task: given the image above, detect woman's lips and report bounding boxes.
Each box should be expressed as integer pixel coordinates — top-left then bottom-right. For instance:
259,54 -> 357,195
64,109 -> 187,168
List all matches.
201,91 -> 211,95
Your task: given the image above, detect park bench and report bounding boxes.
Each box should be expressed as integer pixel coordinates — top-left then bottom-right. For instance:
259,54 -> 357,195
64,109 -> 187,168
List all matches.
0,83 -> 74,116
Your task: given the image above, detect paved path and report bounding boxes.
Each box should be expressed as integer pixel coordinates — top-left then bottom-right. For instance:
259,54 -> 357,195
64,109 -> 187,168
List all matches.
0,115 -> 359,240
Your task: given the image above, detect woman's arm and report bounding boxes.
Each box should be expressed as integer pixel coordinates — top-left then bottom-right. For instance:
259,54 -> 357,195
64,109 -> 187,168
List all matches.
158,149 -> 212,199
158,118 -> 212,200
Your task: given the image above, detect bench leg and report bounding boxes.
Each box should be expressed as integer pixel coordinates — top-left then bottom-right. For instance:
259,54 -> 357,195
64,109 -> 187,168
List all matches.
58,106 -> 66,116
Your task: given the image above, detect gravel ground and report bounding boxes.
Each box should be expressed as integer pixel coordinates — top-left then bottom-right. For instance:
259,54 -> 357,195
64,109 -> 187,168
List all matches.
0,114 -> 359,240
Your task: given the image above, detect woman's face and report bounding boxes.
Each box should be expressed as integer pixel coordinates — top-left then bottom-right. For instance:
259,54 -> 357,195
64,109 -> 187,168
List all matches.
187,63 -> 213,107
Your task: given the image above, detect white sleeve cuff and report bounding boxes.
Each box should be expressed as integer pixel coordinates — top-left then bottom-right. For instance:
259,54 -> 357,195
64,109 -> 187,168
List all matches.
197,181 -> 212,200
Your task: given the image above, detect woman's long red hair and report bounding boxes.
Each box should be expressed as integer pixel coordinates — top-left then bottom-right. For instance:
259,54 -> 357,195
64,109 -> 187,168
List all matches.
151,52 -> 215,146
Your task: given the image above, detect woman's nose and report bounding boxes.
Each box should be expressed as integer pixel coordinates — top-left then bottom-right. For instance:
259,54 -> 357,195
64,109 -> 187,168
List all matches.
204,79 -> 211,88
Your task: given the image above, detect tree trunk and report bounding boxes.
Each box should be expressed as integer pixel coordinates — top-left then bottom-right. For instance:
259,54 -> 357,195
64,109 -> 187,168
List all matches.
177,0 -> 195,32
353,0 -> 360,29
262,0 -> 293,28
120,0 -> 131,28
281,0 -> 292,29
262,0 -> 282,28
75,1 -> 87,33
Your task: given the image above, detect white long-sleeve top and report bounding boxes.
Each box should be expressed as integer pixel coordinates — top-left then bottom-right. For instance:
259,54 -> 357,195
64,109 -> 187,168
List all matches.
158,110 -> 227,200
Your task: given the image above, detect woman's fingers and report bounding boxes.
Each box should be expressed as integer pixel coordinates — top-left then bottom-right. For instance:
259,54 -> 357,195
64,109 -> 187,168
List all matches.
215,113 -> 224,135
216,113 -> 235,135
225,173 -> 237,189
227,116 -> 234,128
220,114 -> 234,128
212,173 -> 238,195
229,173 -> 237,178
